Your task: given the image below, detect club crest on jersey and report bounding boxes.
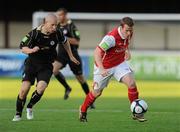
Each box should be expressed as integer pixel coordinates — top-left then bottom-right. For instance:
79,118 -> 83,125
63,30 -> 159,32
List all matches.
63,29 -> 68,35
50,41 -> 55,45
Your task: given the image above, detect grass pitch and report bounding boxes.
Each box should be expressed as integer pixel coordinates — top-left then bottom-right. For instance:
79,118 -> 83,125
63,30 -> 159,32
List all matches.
0,79 -> 180,132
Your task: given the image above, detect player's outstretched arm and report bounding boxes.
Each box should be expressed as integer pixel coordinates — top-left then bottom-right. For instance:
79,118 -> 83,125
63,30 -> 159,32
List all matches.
21,46 -> 40,54
63,41 -> 80,65
20,30 -> 39,55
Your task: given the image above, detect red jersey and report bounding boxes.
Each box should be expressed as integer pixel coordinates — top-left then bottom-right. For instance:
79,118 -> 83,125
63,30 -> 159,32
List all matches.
96,27 -> 131,69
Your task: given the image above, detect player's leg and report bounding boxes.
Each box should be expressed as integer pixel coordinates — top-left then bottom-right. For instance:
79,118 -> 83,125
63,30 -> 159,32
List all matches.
26,64 -> 52,120
79,65 -> 113,122
114,61 -> 146,121
75,75 -> 89,94
12,59 -> 35,121
79,88 -> 102,122
75,74 -> 95,109
121,73 -> 139,103
70,53 -> 95,108
53,60 -> 72,100
113,61 -> 138,103
27,81 -> 47,108
26,80 -> 48,120
12,81 -> 32,121
121,74 -> 146,122
71,53 -> 90,95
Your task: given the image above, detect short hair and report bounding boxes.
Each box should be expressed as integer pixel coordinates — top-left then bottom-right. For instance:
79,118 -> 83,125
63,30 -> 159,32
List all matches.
56,8 -> 68,14
120,17 -> 134,27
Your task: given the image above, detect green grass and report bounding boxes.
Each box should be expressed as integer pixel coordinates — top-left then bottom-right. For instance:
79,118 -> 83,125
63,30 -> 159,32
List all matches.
0,79 -> 180,132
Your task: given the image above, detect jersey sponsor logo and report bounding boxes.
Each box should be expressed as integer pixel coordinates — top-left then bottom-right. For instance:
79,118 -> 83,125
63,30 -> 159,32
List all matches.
115,47 -> 126,53
41,47 -> 50,50
118,43 -> 124,45
44,36 -> 49,38
50,41 -> 55,46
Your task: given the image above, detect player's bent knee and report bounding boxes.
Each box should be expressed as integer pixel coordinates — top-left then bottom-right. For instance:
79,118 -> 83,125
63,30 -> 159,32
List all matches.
76,75 -> 85,84
53,68 -> 59,75
122,77 -> 136,88
36,81 -> 48,94
92,89 -> 102,97
19,90 -> 27,99
128,81 -> 136,88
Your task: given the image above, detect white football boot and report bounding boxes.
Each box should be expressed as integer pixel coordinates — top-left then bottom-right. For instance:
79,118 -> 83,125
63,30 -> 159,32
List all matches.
26,108 -> 34,120
12,115 -> 22,122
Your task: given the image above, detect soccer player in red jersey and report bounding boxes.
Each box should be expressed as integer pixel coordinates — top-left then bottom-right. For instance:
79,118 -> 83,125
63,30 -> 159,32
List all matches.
79,17 -> 147,122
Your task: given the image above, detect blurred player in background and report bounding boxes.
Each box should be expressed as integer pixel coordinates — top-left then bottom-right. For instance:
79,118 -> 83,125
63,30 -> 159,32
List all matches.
53,8 -> 95,109
12,14 -> 79,121
79,17 -> 147,122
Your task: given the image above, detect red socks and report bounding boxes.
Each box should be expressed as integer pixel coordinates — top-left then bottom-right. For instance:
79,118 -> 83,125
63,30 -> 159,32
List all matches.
81,87 -> 138,112
81,92 -> 96,112
128,87 -> 139,103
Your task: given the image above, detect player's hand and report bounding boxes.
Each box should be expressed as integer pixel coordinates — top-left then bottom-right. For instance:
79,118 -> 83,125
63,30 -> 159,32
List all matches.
70,56 -> 80,65
100,68 -> 109,77
32,46 -> 40,53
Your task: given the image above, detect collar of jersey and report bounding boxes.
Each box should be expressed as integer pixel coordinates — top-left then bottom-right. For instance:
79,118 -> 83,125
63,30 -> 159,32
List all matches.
118,26 -> 125,39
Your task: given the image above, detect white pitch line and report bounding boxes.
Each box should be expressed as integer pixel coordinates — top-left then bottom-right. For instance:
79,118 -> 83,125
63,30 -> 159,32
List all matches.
1,108 -> 180,114
0,108 -> 123,113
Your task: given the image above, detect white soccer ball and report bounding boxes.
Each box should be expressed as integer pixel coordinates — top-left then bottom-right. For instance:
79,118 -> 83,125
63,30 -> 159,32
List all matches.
130,99 -> 148,114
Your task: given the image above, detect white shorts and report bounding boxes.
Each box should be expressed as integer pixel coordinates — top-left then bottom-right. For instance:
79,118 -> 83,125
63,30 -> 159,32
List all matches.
93,61 -> 133,91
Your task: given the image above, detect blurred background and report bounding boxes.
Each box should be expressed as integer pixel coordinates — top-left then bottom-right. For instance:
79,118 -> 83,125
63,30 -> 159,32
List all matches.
0,0 -> 180,80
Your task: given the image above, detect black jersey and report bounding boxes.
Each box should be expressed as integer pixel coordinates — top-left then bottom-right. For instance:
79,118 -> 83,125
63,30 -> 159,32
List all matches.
57,20 -> 80,53
20,26 -> 67,63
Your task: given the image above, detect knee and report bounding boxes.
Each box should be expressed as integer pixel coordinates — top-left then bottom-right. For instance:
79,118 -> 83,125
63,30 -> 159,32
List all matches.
127,80 -> 136,88
79,79 -> 85,84
36,87 -> 45,95
76,75 -> 85,84
92,82 -> 103,97
53,68 -> 59,76
19,90 -> 27,99
36,82 -> 47,94
92,90 -> 102,97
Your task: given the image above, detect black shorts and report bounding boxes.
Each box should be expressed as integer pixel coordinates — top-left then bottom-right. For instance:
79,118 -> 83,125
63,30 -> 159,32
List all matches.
22,58 -> 53,85
56,51 -> 83,75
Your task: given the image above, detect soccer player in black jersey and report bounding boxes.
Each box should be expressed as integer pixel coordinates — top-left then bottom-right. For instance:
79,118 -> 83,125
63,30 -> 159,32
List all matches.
12,14 -> 79,121
53,8 -> 95,109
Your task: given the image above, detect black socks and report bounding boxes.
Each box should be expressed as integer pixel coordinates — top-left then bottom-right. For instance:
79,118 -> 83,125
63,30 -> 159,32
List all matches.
27,90 -> 42,108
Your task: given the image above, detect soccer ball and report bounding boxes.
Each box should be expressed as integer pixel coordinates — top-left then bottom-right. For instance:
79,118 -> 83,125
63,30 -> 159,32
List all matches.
130,99 -> 148,114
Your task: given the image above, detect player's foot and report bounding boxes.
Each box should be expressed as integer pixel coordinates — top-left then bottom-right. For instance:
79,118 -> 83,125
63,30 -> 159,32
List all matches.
26,108 -> 34,120
12,115 -> 21,122
79,106 -> 87,122
89,103 -> 96,109
64,88 -> 72,100
132,113 -> 147,122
